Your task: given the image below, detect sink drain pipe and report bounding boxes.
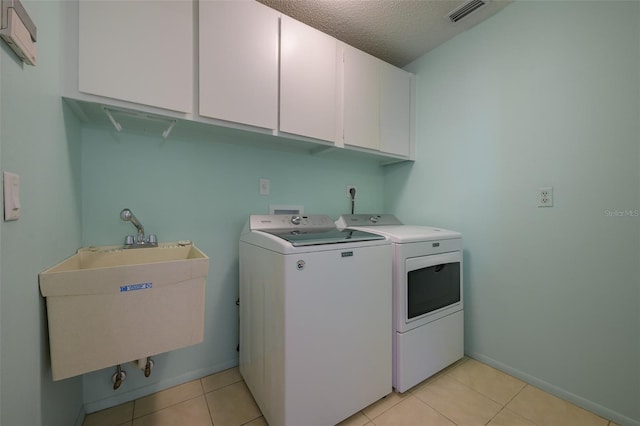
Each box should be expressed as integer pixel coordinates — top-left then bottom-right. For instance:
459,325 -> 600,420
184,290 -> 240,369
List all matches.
111,357 -> 155,390
135,357 -> 154,377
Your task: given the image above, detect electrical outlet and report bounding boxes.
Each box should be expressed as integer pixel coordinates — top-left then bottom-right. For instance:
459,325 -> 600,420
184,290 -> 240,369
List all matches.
346,185 -> 357,199
538,187 -> 553,207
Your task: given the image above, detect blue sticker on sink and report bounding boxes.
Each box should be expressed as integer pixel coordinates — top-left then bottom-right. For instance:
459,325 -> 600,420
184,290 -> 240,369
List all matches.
120,282 -> 153,292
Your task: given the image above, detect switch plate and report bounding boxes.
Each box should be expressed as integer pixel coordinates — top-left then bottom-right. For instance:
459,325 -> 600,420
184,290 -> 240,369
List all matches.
3,171 -> 21,221
538,186 -> 553,207
259,178 -> 270,195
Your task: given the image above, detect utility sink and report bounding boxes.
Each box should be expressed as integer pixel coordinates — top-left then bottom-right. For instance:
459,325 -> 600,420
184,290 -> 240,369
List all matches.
40,242 -> 209,381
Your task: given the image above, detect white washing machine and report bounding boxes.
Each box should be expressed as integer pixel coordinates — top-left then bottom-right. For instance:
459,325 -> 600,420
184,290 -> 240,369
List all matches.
239,215 -> 392,426
336,214 -> 463,393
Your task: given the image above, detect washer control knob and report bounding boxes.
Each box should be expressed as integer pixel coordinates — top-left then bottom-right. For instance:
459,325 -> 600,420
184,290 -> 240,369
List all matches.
290,215 -> 301,225
369,216 -> 379,224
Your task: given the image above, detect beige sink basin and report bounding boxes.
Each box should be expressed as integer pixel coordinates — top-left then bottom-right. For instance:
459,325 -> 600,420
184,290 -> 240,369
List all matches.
40,242 -> 209,381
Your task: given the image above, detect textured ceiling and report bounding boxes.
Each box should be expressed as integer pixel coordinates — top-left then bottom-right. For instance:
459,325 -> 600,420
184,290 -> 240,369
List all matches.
257,0 -> 512,67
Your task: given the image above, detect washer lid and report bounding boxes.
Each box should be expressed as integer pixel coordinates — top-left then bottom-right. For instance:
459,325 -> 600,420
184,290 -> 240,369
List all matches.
264,228 -> 385,246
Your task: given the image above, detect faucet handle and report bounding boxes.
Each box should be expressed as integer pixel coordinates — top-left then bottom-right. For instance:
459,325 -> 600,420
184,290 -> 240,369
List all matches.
124,235 -> 135,246
147,234 -> 158,246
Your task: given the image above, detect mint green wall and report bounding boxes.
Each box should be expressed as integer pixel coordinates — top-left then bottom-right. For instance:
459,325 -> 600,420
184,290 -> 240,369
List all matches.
79,125 -> 385,409
3,1 -> 637,424
387,1 -> 639,424
0,1 -> 84,425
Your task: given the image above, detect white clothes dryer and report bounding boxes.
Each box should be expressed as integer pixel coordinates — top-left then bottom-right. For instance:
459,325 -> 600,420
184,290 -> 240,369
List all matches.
239,215 -> 392,426
336,214 -> 464,392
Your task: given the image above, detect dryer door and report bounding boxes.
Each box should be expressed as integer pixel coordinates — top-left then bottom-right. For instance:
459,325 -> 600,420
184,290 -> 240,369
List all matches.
400,251 -> 462,332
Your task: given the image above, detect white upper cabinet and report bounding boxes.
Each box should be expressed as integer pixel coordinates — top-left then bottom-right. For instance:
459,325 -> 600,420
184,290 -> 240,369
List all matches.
379,62 -> 413,158
341,45 -> 413,159
78,0 -> 194,114
280,16 -> 338,143
342,45 -> 380,151
70,0 -> 413,162
199,1 -> 279,129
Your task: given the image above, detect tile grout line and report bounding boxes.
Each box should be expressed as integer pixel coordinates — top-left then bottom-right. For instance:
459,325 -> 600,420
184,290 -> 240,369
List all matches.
361,394 -> 404,422
442,368 -> 526,408
404,367 -> 464,425
408,380 -> 461,426
498,384 -> 544,426
239,414 -> 264,426
501,382 -> 532,419
504,382 -> 528,407
132,379 -> 210,422
412,365 -> 524,426
442,365 -> 538,426
202,376 -> 262,426
129,398 -> 135,424
203,378 -> 244,394
482,405 -> 529,426
132,393 -> 207,421
482,406 -> 503,426
202,373 -> 244,394
201,378 -> 217,426
129,371 -> 244,423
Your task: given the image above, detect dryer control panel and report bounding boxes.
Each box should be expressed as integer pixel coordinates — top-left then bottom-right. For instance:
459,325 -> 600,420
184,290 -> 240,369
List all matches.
335,214 -> 403,228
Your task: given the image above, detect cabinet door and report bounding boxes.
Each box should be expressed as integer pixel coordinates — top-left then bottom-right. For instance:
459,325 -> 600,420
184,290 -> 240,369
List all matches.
343,45 -> 380,150
199,1 -> 278,129
280,16 -> 337,143
379,62 -> 412,158
78,0 -> 194,113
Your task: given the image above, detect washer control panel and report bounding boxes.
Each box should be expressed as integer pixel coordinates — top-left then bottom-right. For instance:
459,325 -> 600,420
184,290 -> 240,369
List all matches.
249,214 -> 334,231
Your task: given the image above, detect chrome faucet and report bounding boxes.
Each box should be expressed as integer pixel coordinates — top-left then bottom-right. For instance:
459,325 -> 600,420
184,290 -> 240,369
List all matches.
120,208 -> 158,248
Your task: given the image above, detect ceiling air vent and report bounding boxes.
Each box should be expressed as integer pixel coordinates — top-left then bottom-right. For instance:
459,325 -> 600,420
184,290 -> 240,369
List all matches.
447,0 -> 489,23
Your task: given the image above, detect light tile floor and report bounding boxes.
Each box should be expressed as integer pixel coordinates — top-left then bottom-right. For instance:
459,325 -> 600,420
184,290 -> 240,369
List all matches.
83,358 -> 619,426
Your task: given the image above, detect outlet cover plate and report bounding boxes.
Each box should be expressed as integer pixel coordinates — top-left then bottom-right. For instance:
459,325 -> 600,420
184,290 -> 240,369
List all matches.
538,186 -> 553,207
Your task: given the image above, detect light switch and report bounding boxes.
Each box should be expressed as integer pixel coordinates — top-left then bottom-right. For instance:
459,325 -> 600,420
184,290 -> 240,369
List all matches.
259,178 -> 270,195
3,171 -> 21,221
